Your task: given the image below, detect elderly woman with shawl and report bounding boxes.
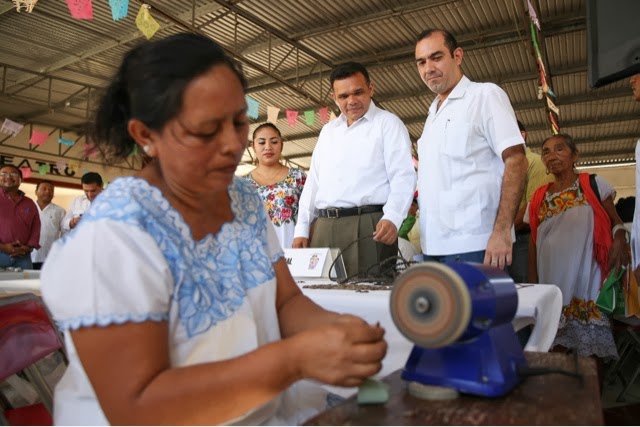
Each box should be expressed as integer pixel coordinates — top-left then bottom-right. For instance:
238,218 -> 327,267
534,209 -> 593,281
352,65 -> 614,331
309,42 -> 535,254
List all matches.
526,134 -> 628,360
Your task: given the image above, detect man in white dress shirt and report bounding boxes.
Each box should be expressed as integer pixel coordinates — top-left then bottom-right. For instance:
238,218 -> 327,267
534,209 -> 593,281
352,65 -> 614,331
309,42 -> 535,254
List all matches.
293,62 -> 416,278
31,180 -> 65,269
630,73 -> 640,284
414,29 -> 527,270
61,172 -> 103,234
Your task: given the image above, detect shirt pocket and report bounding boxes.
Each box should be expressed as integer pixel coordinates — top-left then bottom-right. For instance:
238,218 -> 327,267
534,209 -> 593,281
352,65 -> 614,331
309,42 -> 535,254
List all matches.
442,120 -> 470,158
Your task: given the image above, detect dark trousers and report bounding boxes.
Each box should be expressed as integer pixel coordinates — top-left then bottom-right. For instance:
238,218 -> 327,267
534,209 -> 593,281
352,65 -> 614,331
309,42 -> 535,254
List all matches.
508,232 -> 530,284
310,211 -> 398,278
0,253 -> 32,270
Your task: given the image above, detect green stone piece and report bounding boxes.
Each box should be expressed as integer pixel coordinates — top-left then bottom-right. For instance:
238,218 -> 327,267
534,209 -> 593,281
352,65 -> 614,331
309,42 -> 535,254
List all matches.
357,378 -> 390,405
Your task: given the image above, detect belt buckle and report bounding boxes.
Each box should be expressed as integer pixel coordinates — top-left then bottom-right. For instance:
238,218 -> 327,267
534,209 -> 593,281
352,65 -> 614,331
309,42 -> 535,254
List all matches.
326,208 -> 339,218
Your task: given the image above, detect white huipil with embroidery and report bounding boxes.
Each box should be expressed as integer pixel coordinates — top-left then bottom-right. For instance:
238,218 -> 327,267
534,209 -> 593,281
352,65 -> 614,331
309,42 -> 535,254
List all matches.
41,176 -> 325,425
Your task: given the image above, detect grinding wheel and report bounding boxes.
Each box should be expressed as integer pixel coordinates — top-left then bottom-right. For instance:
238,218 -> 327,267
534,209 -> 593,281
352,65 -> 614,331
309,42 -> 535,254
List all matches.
390,262 -> 472,348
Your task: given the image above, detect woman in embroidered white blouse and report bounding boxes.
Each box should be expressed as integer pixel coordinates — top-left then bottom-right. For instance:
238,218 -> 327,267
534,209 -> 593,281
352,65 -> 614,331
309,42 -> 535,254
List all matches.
41,33 -> 386,426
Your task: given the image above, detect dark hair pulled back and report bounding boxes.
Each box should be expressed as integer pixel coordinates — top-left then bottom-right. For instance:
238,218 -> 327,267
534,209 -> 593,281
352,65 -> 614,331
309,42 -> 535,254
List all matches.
90,33 -> 246,162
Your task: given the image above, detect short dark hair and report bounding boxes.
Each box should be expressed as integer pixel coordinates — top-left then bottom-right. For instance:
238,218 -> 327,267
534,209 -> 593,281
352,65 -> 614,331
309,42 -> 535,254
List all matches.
252,122 -> 282,141
36,180 -> 54,191
1,164 -> 22,179
517,120 -> 526,132
415,29 -> 459,56
81,172 -> 103,187
616,196 -> 636,223
329,62 -> 371,88
542,133 -> 578,156
90,33 -> 246,162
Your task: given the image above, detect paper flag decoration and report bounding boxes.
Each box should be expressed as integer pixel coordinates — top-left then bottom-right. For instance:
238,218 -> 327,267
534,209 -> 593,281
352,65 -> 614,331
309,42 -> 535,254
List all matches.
546,97 -> 560,115
30,130 -> 48,146
246,96 -> 259,120
58,138 -> 73,147
304,110 -> 315,126
38,164 -> 48,176
66,0 -> 93,20
319,107 -> 329,124
1,118 -> 24,136
527,0 -> 541,30
109,0 -> 128,21
67,160 -> 79,171
56,161 -> 67,172
13,0 -> 39,13
20,167 -> 31,179
136,4 -> 160,40
83,143 -> 96,158
549,112 -> 560,135
267,106 -> 280,123
286,110 -> 298,126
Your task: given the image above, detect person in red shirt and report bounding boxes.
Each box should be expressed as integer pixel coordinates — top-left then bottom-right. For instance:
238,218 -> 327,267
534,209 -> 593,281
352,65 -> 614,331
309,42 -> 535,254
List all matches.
0,164 -> 41,269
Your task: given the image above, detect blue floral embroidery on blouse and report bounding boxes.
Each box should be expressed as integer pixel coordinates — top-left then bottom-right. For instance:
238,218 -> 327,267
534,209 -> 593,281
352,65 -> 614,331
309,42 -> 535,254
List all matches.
80,176 -> 278,338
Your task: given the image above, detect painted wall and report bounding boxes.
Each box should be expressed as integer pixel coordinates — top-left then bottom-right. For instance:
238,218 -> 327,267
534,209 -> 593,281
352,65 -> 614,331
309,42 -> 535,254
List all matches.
0,124 -> 142,186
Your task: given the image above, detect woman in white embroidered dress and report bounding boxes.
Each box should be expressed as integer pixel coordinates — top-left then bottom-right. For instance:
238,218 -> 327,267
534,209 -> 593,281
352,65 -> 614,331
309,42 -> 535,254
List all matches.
41,33 -> 386,426
525,134 -> 628,361
245,123 -> 306,249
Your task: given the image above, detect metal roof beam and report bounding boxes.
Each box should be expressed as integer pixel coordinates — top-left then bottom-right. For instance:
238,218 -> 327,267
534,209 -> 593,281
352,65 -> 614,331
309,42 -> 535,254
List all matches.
211,0 -> 334,69
0,3 -> 14,15
525,114 -> 640,134
277,112 -> 640,150
377,65 -> 591,105
240,0 -> 454,55
403,95 -> 638,131
139,1 -> 328,107
0,93 -> 89,122
0,63 -> 104,92
579,148 -> 637,160
246,14 -> 584,92
281,135 -> 639,164
4,1 -> 231,91
511,87 -> 633,111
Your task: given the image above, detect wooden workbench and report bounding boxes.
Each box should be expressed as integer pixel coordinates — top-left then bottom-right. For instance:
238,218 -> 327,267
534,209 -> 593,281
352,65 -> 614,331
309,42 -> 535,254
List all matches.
304,352 -> 603,425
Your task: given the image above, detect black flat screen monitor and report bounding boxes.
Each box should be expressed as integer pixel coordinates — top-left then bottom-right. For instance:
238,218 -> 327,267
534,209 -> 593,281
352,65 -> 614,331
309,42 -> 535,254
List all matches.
587,0 -> 640,88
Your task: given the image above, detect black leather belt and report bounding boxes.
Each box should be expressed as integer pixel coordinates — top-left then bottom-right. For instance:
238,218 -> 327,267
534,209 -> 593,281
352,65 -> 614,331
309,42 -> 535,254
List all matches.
317,205 -> 384,219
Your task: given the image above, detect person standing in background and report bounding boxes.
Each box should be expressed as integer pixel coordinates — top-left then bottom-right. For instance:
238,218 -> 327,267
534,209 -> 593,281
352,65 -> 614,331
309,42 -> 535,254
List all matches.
414,29 -> 527,268
61,172 -> 103,234
293,62 -> 416,278
0,164 -> 40,269
245,123 -> 306,249
526,134 -> 627,360
31,180 -> 65,269
508,120 -> 553,283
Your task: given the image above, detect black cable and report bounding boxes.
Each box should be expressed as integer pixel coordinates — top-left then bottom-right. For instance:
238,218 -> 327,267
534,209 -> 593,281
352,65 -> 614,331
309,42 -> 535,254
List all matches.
517,348 -> 583,382
328,235 -> 418,285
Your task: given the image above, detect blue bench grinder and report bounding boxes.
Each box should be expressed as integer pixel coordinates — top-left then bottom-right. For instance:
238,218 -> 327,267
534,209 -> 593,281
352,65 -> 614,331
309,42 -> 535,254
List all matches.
390,262 -> 527,398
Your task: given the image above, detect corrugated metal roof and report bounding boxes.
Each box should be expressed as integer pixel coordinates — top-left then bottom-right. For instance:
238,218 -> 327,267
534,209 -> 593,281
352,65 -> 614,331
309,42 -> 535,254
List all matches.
0,0 -> 637,169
